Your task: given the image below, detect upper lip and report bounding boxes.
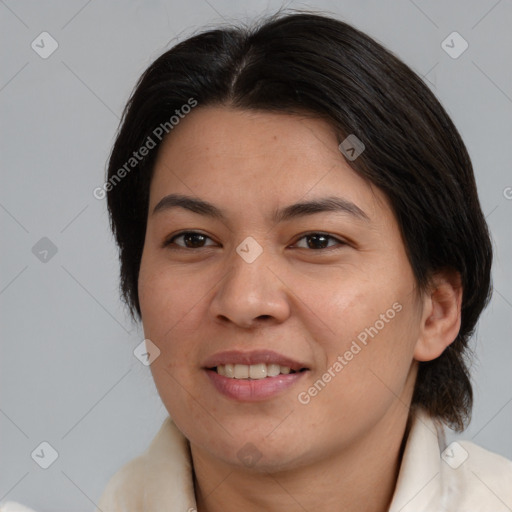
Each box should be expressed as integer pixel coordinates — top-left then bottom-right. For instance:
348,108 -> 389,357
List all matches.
203,350 -> 309,372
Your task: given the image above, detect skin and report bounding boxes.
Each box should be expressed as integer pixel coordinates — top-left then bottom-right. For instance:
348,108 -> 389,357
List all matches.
138,106 -> 462,512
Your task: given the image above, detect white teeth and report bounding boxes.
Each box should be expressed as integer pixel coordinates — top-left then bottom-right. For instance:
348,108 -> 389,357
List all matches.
249,363 -> 267,380
225,364 -> 234,378
215,363 -> 298,379
234,364 -> 249,379
267,363 -> 281,377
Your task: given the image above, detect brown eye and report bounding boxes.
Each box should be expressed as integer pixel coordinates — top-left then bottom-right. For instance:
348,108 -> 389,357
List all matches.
164,231 -> 216,249
293,233 -> 346,250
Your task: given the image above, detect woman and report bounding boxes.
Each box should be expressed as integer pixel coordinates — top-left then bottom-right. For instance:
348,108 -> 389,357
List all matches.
5,10 -> 506,512
92,10 -> 512,512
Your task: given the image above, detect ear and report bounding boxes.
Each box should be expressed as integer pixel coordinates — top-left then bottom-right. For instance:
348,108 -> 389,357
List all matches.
414,269 -> 463,362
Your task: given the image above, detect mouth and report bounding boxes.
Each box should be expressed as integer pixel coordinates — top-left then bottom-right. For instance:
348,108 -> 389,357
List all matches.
209,363 -> 308,379
202,350 -> 310,401
202,349 -> 310,376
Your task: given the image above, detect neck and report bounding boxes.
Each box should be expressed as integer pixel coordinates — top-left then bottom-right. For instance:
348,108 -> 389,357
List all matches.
191,403 -> 411,512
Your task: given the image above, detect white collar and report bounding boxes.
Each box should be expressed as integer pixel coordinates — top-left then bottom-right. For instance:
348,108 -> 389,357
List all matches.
105,408 -> 445,510
95,408 -> 512,511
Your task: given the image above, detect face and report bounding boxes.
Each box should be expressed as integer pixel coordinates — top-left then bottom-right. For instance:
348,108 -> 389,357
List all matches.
138,106 -> 425,472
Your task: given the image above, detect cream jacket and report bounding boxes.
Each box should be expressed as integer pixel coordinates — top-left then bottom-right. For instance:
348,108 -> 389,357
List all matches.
2,410 -> 511,511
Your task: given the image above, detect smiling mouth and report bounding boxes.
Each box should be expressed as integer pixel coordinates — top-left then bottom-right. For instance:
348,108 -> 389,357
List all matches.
209,363 -> 309,379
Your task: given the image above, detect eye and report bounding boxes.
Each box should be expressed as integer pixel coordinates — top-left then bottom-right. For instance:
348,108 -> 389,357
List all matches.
292,232 -> 346,250
163,231 -> 347,251
164,231 -> 217,249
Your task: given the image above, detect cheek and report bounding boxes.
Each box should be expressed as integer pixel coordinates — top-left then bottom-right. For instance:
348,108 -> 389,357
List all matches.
309,275 -> 420,391
139,256 -> 204,338
325,299 -> 419,406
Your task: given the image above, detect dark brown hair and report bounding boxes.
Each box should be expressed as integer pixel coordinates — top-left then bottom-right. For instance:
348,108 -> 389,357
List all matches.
105,11 -> 493,431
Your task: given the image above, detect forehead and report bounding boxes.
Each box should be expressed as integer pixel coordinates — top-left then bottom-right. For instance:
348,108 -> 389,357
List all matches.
149,106 -> 390,221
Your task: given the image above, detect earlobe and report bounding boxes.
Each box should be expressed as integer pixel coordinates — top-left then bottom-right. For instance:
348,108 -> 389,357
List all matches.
413,270 -> 463,362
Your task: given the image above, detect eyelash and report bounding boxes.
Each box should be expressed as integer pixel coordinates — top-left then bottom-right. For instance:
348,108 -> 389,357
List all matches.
163,231 -> 347,251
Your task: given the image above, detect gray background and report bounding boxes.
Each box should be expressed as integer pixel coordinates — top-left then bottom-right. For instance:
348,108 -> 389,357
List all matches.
1,0 -> 511,510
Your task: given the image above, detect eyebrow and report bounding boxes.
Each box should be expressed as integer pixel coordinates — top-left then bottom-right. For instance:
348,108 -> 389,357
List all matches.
152,193 -> 370,224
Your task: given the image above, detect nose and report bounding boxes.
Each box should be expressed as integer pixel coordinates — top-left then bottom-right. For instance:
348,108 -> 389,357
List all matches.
209,244 -> 291,328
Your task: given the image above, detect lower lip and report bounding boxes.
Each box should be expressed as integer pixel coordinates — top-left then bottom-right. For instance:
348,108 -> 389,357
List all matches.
205,369 -> 308,402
